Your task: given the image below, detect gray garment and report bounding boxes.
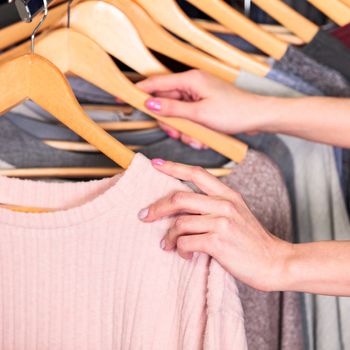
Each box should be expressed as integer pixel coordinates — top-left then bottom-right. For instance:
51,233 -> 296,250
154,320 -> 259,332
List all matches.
301,29 -> 350,83
11,99 -> 151,123
68,76 -> 121,105
270,45 -> 350,97
0,114 -> 229,169
235,70 -> 304,97
277,135 -> 350,350
267,67 -> 324,96
7,113 -> 167,146
222,150 -> 303,350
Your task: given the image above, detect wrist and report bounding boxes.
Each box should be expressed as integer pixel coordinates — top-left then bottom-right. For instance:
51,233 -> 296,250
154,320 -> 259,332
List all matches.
251,96 -> 286,134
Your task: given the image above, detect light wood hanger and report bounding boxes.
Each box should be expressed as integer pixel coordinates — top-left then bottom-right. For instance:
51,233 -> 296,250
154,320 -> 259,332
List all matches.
185,0 -> 288,59
195,19 -> 305,45
57,1 -> 170,77
1,28 -> 248,163
43,140 -> 142,152
195,20 -> 292,34
0,167 -> 232,179
339,0 -> 350,8
136,0 -> 287,60
133,0 -> 270,76
83,104 -> 134,114
247,0 -> 319,43
307,0 -> 350,25
0,54 -> 135,168
105,0 -> 239,82
98,121 -> 158,131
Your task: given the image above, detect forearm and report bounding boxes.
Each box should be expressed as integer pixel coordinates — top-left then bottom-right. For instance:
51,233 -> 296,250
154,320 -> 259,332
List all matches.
280,241 -> 350,296
260,96 -> 350,148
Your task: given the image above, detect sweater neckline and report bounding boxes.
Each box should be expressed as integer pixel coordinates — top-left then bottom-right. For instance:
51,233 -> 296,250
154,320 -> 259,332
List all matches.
0,153 -> 146,230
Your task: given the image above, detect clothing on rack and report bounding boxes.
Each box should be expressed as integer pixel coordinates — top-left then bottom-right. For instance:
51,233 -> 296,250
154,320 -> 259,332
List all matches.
331,23 -> 350,49
268,46 -> 350,97
301,30 -> 350,83
0,153 -> 247,350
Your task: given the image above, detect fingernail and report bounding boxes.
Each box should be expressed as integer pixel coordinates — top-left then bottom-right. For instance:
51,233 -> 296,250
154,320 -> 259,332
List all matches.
138,208 -> 149,220
146,98 -> 161,112
152,158 -> 165,166
167,130 -> 178,139
160,239 -> 166,250
189,142 -> 202,150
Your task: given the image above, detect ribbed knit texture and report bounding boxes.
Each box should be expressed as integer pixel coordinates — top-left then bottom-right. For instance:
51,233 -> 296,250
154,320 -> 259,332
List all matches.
0,153 -> 247,350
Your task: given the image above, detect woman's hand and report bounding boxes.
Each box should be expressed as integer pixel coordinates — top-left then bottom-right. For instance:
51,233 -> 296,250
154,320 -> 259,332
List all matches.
137,70 -> 270,149
138,159 -> 293,292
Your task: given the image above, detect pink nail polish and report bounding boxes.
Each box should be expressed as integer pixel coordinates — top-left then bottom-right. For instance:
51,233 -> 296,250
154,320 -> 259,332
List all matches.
152,158 -> 165,166
138,208 -> 149,220
167,130 -> 178,139
160,239 -> 166,250
189,142 -> 202,150
146,99 -> 161,112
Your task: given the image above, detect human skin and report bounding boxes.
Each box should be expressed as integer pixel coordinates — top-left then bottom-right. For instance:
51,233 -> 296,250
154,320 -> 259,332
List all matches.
136,70 -> 350,296
137,70 -> 350,148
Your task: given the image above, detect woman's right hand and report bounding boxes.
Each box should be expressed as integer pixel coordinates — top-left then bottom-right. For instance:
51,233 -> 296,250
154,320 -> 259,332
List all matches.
137,70 -> 271,149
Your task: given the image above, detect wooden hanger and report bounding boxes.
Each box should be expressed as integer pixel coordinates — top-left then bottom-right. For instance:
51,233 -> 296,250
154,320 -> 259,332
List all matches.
195,20 -> 292,34
133,0 -> 269,76
1,28 -> 247,163
0,167 -> 232,179
307,0 -> 350,25
185,0 -> 289,59
57,1 -> 170,77
0,54 -> 135,169
136,0 -> 287,60
104,0 -> 238,82
339,0 -> 350,8
195,19 -> 305,45
43,140 -> 142,152
248,0 -> 319,43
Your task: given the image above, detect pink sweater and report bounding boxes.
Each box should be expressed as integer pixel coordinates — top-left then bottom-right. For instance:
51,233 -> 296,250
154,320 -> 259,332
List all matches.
0,154 -> 247,350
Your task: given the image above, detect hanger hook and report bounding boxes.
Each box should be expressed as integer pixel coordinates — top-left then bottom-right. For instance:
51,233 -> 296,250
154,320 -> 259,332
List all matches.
67,0 -> 72,28
30,0 -> 48,53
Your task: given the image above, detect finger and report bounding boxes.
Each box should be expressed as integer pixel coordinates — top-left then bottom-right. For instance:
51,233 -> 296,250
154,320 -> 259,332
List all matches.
180,134 -> 205,150
176,233 -> 214,260
159,123 -> 181,140
153,90 -> 183,100
140,191 -> 234,222
164,215 -> 215,251
136,71 -> 197,95
144,97 -> 200,120
150,160 -> 233,198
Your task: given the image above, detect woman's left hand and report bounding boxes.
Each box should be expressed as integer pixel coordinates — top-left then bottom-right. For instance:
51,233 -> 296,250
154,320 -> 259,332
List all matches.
138,159 -> 293,292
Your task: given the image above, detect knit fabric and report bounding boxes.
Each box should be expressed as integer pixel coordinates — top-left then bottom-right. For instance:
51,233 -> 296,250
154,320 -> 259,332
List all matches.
266,67 -> 324,96
236,70 -> 304,97
270,45 -> 350,97
301,30 -> 350,83
331,23 -> 350,50
221,150 -> 304,350
0,153 -> 247,350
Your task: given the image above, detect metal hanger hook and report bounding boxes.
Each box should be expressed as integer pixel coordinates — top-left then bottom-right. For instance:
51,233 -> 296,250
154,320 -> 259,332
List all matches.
30,0 -> 48,53
67,0 -> 73,28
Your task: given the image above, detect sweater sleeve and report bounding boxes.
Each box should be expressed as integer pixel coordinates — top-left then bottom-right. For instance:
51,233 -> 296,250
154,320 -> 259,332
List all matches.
204,259 -> 248,350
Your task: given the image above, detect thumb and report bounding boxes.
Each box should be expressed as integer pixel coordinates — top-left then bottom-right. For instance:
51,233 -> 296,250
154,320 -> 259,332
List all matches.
144,97 -> 200,121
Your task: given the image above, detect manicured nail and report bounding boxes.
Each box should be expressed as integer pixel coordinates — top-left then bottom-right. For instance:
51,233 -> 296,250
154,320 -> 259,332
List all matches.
160,239 -> 166,250
152,158 -> 165,166
167,130 -> 178,139
138,208 -> 149,220
189,142 -> 202,150
146,98 -> 161,112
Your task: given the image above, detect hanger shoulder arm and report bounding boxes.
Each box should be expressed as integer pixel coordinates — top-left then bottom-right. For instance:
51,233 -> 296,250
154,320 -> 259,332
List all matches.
136,0 -> 269,76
